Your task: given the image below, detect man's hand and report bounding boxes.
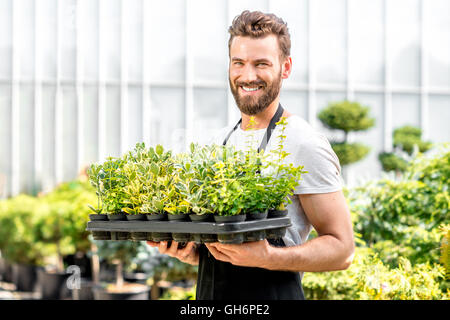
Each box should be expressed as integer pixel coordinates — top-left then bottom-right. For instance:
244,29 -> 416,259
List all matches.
147,241 -> 199,266
205,240 -> 273,269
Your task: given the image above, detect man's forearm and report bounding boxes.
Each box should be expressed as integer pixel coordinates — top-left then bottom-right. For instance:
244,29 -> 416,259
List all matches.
264,235 -> 354,272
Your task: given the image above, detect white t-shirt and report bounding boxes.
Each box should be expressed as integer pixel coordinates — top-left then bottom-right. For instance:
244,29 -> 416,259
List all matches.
209,114 -> 343,255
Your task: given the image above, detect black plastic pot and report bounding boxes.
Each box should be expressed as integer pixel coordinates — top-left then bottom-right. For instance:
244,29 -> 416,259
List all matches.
146,212 -> 167,221
147,213 -> 171,242
213,214 -> 246,223
245,210 -> 268,241
2,259 -> 13,283
89,214 -> 111,240
0,257 -> 5,281
217,232 -> 245,244
168,214 -> 190,242
92,283 -> 150,300
268,209 -> 288,218
246,209 -> 268,220
11,263 -> 38,292
189,213 -> 213,222
108,213 -> 129,240
127,214 -> 148,241
37,269 -> 71,300
167,213 -> 189,221
265,227 -> 287,239
189,214 -> 215,243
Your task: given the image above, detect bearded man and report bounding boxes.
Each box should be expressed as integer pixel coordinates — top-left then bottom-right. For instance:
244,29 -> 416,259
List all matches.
148,10 -> 355,300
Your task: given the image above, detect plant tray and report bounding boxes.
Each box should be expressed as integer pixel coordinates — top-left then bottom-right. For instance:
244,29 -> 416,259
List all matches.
86,216 -> 291,244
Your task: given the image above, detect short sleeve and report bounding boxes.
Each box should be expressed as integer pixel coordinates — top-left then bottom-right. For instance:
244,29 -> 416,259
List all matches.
292,133 -> 343,194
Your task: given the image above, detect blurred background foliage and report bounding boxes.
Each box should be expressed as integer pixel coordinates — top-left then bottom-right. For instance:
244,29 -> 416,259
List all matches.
0,144 -> 448,300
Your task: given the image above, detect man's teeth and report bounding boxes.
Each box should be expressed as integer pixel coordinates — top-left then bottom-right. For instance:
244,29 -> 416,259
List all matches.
242,86 -> 260,92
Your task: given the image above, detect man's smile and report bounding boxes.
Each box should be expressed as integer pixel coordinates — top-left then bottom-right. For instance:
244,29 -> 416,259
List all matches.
239,85 -> 264,94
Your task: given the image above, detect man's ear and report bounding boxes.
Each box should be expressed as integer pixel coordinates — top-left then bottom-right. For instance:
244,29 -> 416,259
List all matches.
281,56 -> 292,79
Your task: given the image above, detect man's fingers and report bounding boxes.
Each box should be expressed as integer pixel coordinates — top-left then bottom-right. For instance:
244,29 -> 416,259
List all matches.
158,241 -> 168,254
167,241 -> 179,255
206,244 -> 232,263
179,242 -> 196,259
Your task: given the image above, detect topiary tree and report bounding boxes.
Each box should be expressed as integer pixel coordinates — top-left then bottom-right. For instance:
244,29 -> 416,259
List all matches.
318,100 -> 375,166
379,125 -> 433,174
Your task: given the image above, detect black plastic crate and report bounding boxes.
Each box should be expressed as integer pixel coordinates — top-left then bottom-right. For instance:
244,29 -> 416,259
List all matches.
86,216 -> 291,244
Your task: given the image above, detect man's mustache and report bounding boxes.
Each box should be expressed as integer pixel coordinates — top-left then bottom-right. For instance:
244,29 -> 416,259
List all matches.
234,80 -> 266,88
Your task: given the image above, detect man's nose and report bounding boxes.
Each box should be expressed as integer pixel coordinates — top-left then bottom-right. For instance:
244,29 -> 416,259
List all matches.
239,65 -> 258,83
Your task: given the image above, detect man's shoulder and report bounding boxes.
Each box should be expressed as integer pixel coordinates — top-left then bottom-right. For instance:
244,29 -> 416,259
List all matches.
283,115 -> 329,149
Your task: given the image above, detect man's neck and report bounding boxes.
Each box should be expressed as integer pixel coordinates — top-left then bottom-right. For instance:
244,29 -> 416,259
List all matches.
240,97 -> 291,130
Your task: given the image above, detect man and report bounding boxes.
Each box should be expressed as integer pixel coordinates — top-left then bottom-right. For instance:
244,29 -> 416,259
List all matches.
148,10 -> 354,300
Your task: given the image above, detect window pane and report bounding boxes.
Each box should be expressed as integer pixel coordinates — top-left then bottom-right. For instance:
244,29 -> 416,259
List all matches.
271,0 -> 309,84
125,86 -> 143,150
79,0 -> 99,81
280,90 -> 308,120
36,0 -> 57,80
60,0 -> 76,81
0,0 -> 12,79
315,91 -> 347,139
148,0 -> 185,84
387,0 -> 420,87
349,0 -> 384,86
100,0 -> 120,81
192,88 -> 228,145
123,0 -> 143,83
351,93 -> 384,182
19,84 -> 35,193
428,95 -> 450,143
82,85 -> 98,165
392,94 -> 420,129
425,0 -> 450,88
17,0 -> 35,79
228,0 -> 268,20
104,85 -> 121,157
149,87 -> 185,152
191,0 -> 227,84
313,0 -> 347,85
61,85 -> 78,180
41,84 -> 56,191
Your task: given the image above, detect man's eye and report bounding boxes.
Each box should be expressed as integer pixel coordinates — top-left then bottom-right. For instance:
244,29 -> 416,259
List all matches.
234,62 -> 243,66
257,63 -> 268,67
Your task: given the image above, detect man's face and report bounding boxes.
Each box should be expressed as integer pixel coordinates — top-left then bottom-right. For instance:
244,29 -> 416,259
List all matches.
228,34 -> 288,115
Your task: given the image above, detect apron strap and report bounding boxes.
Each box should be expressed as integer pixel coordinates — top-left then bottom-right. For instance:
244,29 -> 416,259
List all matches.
222,103 -> 284,153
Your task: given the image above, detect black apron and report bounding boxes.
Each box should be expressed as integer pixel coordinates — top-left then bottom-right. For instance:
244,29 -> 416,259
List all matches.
196,104 -> 305,300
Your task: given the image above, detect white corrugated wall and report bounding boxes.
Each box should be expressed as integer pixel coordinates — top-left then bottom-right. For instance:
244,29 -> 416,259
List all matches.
0,0 -> 449,198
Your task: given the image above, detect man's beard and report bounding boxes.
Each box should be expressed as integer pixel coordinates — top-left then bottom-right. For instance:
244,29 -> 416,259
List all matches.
229,70 -> 282,116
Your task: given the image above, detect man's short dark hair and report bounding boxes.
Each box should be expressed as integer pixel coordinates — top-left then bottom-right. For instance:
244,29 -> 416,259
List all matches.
228,10 -> 291,59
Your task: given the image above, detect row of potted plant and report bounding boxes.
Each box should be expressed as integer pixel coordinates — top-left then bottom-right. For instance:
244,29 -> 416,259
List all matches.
87,117 -> 307,226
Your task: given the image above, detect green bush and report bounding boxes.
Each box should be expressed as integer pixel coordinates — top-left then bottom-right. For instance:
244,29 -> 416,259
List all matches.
331,142 -> 370,166
317,100 -> 375,167
393,125 -> 432,155
378,152 -> 408,173
302,247 -> 448,300
317,101 -> 375,134
0,194 -> 50,266
379,125 -> 433,173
